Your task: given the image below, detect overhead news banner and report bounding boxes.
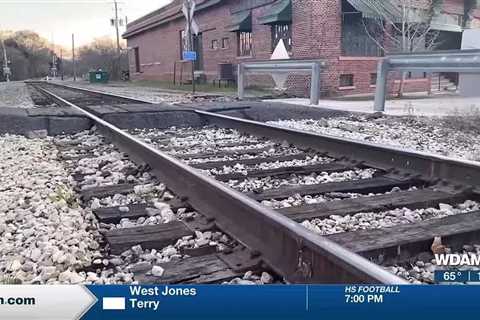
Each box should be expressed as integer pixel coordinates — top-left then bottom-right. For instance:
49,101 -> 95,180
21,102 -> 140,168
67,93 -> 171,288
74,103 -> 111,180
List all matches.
2,284 -> 480,320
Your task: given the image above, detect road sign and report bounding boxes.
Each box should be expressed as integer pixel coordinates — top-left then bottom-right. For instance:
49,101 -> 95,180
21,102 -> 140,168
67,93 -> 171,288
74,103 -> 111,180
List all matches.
191,19 -> 200,35
182,0 -> 199,35
183,51 -> 197,61
182,0 -> 195,20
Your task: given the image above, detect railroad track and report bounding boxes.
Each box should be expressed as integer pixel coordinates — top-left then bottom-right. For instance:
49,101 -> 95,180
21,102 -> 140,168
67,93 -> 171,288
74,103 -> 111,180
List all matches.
25,81 -> 480,284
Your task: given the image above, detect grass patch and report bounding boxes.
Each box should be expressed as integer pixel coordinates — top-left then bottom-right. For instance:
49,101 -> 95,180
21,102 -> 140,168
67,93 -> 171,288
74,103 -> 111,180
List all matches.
121,80 -> 274,97
49,185 -> 78,209
441,104 -> 480,134
0,276 -> 22,284
127,80 -> 238,94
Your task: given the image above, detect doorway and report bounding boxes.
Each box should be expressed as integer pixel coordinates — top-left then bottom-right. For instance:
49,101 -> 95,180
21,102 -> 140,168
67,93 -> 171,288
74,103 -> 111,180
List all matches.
193,33 -> 203,71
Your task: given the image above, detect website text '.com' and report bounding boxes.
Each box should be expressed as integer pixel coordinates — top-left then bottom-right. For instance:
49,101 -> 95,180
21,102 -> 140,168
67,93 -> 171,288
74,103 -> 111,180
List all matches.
0,297 -> 36,306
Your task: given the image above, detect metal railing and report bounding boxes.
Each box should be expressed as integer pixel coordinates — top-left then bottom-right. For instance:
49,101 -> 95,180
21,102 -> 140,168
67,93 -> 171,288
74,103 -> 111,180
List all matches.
374,49 -> 480,112
237,59 -> 326,105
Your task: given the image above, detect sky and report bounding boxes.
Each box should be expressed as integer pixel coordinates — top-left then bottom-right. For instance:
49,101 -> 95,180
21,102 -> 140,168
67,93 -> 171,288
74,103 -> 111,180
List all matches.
0,0 -> 172,47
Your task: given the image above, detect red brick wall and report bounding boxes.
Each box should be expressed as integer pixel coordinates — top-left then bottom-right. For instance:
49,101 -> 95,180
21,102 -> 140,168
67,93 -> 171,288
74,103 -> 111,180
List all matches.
127,0 -> 277,83
443,0 -> 464,14
125,0 -> 473,97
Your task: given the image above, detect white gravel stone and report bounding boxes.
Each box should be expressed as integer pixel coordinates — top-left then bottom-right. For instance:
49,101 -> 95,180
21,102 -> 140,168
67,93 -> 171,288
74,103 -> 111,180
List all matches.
269,116 -> 480,162
119,206 -> 130,213
151,266 -> 165,277
260,272 -> 274,284
302,200 -> 479,236
224,270 -> 279,285
0,134 -> 101,284
230,168 -> 376,193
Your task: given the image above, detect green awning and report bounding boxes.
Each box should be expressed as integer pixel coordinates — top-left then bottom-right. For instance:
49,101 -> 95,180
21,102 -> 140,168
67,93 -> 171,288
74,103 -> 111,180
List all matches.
430,13 -> 463,32
346,0 -> 402,23
227,10 -> 252,32
258,0 -> 292,25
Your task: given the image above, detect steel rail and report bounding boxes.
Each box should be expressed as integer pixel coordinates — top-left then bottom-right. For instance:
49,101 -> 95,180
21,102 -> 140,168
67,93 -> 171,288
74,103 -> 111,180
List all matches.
26,81 -> 153,105
32,84 -> 406,284
195,110 -> 480,193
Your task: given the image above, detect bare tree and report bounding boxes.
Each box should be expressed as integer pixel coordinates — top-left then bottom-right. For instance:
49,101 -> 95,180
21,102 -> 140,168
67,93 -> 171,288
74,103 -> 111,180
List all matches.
361,0 -> 443,96
0,30 -> 53,80
77,37 -> 128,80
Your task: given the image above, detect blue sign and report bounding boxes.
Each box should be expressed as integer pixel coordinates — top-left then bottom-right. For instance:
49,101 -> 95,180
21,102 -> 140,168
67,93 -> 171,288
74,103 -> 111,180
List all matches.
182,51 -> 197,61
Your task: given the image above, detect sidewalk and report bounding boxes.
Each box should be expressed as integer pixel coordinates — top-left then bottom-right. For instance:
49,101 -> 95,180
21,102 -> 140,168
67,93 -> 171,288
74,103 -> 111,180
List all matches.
265,93 -> 480,117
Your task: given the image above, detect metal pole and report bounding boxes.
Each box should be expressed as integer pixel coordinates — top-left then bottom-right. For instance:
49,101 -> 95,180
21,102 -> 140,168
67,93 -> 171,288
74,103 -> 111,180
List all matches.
374,59 -> 389,112
114,0 -> 121,56
52,52 -> 57,78
60,48 -> 64,80
1,39 -> 10,82
310,62 -> 320,105
237,63 -> 244,99
72,33 -> 77,81
185,0 -> 195,95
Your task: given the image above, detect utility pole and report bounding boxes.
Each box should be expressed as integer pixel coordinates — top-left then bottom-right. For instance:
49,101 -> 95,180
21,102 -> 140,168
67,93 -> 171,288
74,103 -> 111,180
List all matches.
51,34 -> 57,79
1,39 -> 10,82
114,0 -> 121,56
72,33 -> 77,81
60,48 -> 64,80
111,0 -> 124,80
184,0 -> 195,94
52,53 -> 57,78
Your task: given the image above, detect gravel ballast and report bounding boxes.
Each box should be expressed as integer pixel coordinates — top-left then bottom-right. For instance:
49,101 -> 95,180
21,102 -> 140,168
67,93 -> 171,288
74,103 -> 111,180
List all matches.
301,200 -> 480,236
229,168 -> 376,193
0,82 -> 35,108
58,81 -> 236,105
269,115 -> 480,162
54,129 -> 276,284
0,134 -> 101,284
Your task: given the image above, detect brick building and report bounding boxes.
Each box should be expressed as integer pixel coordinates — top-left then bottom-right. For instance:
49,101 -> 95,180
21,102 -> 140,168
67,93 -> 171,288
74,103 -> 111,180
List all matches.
123,0 -> 480,97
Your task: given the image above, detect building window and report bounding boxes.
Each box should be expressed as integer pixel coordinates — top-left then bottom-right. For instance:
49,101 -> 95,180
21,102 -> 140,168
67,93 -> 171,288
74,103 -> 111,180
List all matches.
134,47 -> 141,73
406,71 -> 428,79
341,1 -> 383,57
271,24 -> 292,52
237,31 -> 252,56
221,37 -> 229,49
370,73 -> 377,85
211,39 -> 219,50
340,74 -> 354,87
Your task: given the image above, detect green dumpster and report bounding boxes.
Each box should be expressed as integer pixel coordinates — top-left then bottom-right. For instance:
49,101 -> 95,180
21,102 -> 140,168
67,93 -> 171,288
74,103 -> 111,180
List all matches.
89,70 -> 109,83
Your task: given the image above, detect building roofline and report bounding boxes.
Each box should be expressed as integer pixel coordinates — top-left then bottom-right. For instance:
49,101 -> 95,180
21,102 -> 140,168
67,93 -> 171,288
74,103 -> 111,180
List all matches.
126,0 -> 180,28
123,0 -> 223,39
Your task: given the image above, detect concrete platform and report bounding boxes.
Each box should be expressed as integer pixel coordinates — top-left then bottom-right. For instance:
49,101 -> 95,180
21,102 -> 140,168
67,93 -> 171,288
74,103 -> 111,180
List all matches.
0,100 -> 355,136
265,94 -> 480,117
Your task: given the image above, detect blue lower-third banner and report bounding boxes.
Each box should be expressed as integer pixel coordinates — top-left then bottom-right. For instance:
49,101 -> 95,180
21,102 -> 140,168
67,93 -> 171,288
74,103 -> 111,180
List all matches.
1,284 -> 480,319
